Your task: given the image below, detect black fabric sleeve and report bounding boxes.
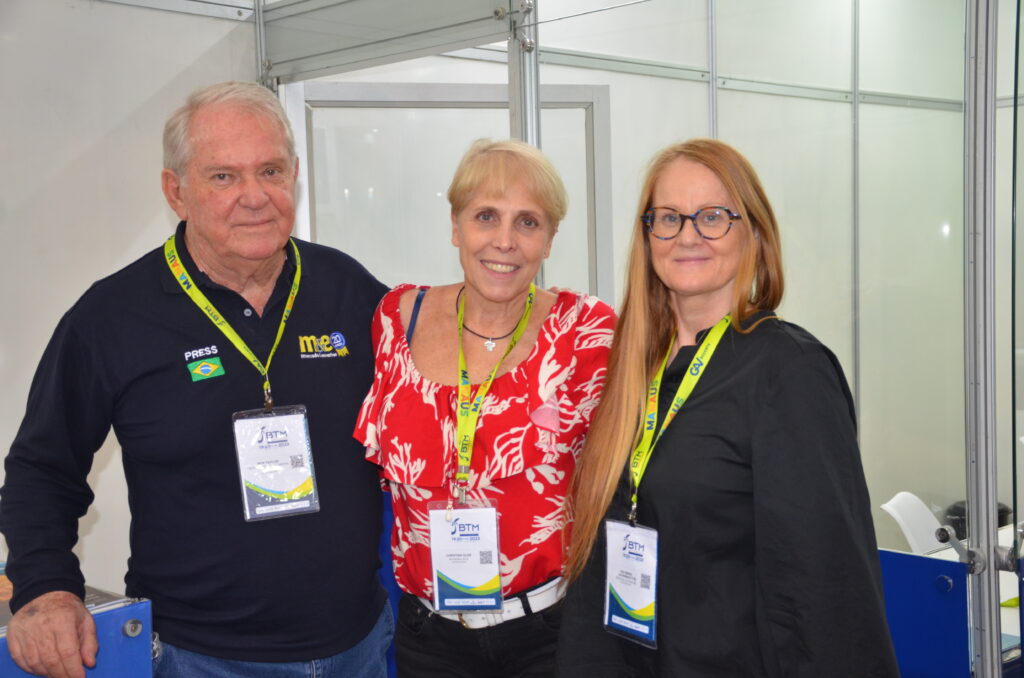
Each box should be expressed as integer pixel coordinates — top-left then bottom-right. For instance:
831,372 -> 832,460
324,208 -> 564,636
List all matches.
750,346 -> 899,678
1,313 -> 113,613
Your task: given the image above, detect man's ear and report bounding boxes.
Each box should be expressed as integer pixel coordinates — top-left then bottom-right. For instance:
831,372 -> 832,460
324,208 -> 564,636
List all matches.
161,169 -> 188,220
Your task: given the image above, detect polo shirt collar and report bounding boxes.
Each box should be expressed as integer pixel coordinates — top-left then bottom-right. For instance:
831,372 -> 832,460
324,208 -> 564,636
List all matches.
160,221 -> 304,295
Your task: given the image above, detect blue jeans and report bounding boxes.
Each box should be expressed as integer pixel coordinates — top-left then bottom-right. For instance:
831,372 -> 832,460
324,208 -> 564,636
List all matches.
153,603 -> 394,678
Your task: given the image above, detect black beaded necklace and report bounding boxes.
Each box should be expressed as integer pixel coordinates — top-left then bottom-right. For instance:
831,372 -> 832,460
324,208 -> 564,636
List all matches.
456,287 -> 517,351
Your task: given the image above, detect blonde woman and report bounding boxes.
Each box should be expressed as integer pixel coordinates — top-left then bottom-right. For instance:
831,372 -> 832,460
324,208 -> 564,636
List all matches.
356,139 -> 615,677
557,139 -> 897,677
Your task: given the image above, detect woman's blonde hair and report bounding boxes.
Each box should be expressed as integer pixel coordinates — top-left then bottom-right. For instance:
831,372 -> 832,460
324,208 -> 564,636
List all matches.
565,138 -> 784,579
448,139 -> 568,231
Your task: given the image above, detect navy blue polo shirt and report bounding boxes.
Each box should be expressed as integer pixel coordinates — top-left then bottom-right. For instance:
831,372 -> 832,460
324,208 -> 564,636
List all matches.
1,221 -> 389,661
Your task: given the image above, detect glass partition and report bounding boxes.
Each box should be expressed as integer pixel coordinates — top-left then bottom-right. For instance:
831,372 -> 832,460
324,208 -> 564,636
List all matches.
265,0 -> 512,82
717,0 -> 851,90
537,0 -> 707,67
307,93 -> 597,294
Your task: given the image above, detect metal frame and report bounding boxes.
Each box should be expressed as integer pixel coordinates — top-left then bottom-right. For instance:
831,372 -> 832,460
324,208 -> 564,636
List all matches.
509,0 -> 542,148
98,0 -> 252,20
851,0 -> 862,414
707,0 -> 718,138
964,0 -> 1002,674
276,83 -> 313,241
277,80 -> 615,303
455,46 -> 710,83
254,0 -> 270,88
453,45 -> 965,112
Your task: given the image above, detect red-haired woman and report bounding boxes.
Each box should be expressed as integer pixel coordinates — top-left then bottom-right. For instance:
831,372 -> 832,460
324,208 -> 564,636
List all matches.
558,139 -> 898,678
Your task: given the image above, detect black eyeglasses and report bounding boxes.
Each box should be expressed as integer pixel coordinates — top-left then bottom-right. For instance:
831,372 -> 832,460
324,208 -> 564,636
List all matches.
642,206 -> 742,240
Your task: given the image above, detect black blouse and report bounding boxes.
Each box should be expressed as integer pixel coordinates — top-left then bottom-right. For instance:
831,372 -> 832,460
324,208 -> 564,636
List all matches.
557,316 -> 899,677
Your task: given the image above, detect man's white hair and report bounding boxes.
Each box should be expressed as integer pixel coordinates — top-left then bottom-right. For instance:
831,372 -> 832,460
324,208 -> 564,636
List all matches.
163,81 -> 296,178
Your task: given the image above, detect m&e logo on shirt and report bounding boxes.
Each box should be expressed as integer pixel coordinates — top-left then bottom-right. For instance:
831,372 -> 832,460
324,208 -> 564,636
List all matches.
298,331 -> 349,359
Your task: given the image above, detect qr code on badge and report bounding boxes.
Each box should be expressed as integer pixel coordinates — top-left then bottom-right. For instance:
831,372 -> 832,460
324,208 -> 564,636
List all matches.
480,550 -> 493,565
640,574 -> 651,590
290,455 -> 304,469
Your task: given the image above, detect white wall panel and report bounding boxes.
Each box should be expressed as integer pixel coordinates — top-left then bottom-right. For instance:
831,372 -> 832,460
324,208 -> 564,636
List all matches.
996,0 -> 1019,98
538,0 -> 707,68
717,0 -> 852,89
860,0 -> 964,99
717,92 -> 855,381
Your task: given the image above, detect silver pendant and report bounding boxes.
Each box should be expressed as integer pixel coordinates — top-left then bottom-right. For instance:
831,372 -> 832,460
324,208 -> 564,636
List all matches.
484,339 -> 496,351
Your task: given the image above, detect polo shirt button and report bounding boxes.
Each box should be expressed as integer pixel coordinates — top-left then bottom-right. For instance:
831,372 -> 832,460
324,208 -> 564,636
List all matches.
243,308 -> 253,317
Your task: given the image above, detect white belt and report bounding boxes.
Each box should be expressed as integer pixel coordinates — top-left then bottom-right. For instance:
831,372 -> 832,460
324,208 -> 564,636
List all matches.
418,577 -> 564,630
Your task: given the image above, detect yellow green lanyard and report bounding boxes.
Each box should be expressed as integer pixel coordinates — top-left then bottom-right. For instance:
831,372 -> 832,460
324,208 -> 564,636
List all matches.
628,315 -> 731,523
454,283 -> 536,505
163,233 -> 301,411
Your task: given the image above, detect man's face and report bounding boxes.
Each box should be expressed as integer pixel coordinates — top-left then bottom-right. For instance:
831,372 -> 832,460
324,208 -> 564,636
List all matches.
162,103 -> 298,267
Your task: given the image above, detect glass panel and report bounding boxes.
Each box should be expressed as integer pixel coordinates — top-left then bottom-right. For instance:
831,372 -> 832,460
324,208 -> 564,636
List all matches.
858,103 -> 964,552
859,0 -> 964,100
265,0 -> 511,82
538,107 -> 591,292
998,0 -> 1020,99
537,0 -> 708,68
310,106 -> 494,287
717,91 -> 854,375
310,105 -> 590,292
997,97 -> 1020,661
716,0 -> 852,90
535,66 -> 710,285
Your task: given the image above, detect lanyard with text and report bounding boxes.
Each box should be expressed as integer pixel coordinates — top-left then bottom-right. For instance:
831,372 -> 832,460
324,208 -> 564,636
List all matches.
454,283 -> 536,505
627,315 -> 731,523
163,234 -> 301,410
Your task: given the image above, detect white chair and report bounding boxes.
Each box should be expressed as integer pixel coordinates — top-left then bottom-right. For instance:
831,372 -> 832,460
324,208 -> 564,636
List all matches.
881,491 -> 943,554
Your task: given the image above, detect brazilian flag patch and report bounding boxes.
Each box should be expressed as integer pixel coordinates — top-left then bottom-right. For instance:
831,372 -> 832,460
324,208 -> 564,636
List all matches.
187,357 -> 225,382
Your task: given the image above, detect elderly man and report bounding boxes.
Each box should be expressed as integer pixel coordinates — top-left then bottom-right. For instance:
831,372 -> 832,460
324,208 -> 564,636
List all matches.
0,81 -> 391,678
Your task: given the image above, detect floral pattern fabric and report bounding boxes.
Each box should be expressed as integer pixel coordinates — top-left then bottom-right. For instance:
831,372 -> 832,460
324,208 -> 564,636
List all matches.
355,284 -> 615,599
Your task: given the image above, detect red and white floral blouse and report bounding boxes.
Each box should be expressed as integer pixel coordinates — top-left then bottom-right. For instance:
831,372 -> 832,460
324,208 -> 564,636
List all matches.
355,285 -> 615,600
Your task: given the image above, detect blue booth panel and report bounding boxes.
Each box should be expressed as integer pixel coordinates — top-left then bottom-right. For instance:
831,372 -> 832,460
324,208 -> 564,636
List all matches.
0,589 -> 152,678
879,549 -> 970,678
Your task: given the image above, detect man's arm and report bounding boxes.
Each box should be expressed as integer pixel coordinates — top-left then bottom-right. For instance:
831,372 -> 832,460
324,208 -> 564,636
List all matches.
6,592 -> 96,678
1,311 -> 113,676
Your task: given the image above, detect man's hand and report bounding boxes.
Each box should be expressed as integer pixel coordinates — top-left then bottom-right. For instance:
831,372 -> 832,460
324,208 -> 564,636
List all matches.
6,591 -> 97,678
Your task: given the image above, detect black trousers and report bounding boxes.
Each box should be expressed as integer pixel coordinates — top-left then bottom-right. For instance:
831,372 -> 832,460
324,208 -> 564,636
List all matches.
395,593 -> 562,678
